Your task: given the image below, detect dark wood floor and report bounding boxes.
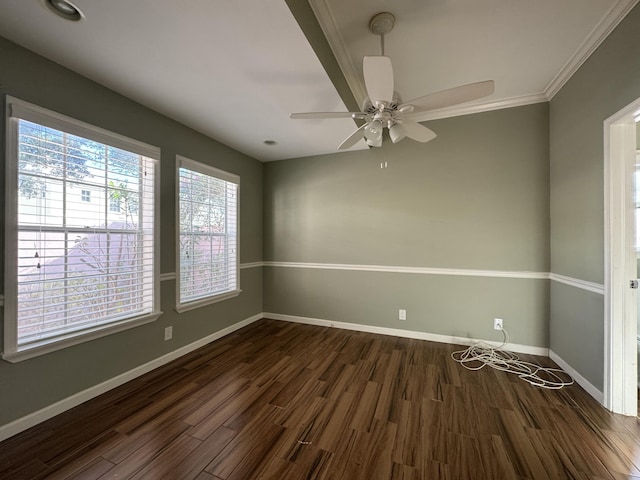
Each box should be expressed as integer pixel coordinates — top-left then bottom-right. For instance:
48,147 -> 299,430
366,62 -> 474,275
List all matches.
1,319 -> 640,479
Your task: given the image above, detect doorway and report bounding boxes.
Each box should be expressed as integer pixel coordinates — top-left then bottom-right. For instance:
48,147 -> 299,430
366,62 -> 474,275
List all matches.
604,98 -> 639,416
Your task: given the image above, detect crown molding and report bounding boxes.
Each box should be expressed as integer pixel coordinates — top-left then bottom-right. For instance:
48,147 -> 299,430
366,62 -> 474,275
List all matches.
545,0 -> 640,99
310,0 -> 639,114
308,0 -> 368,106
308,0 -> 548,117
403,93 -> 548,123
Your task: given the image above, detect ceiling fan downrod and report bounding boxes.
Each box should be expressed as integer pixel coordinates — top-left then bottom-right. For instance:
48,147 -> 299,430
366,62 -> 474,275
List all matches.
369,12 -> 395,56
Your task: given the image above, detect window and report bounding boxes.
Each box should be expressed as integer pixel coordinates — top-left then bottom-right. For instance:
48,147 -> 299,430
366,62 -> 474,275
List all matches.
4,97 -> 161,361
176,156 -> 239,311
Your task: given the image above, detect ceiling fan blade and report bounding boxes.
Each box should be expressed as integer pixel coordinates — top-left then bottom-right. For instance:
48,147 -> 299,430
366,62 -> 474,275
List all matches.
363,56 -> 394,104
401,120 -> 437,143
290,112 -> 363,119
403,80 -> 495,113
338,124 -> 367,150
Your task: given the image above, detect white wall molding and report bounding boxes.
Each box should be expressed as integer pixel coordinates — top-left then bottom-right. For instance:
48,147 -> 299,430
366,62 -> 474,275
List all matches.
265,261 -> 608,296
549,273 -> 605,295
0,265 -> 605,306
240,262 -> 264,270
0,312 -> 263,443
159,262 -> 263,282
549,350 -> 604,404
264,261 -> 548,280
545,0 -> 640,99
266,312 -> 549,357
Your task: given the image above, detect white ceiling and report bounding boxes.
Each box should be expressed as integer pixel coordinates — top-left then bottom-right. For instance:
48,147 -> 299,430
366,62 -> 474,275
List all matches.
311,0 -> 639,116
0,0 -> 637,161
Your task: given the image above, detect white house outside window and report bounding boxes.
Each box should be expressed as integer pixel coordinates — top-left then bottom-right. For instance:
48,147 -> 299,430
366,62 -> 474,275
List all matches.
3,97 -> 161,361
109,196 -> 121,213
176,156 -> 239,312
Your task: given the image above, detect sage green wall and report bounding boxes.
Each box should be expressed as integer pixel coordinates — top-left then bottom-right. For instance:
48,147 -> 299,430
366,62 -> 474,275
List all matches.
549,5 -> 640,391
264,104 -> 550,346
0,36 -> 263,426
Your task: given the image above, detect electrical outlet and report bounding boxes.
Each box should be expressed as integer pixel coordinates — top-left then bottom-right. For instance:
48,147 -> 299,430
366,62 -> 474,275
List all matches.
399,309 -> 406,321
164,326 -> 173,341
493,318 -> 503,330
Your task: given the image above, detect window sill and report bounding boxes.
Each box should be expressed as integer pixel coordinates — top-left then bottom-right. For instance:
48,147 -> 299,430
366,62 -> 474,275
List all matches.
175,290 -> 242,313
2,311 -> 163,363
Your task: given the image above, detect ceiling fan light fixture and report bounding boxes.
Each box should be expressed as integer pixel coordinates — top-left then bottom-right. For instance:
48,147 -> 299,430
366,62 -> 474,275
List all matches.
366,136 -> 382,148
364,120 -> 383,141
389,123 -> 407,144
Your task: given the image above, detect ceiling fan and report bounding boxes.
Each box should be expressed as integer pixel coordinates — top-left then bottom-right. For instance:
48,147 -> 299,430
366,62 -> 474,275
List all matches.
290,12 -> 495,150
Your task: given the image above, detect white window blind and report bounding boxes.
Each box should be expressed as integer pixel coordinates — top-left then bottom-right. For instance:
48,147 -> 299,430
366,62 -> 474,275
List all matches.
4,97 -> 161,360
177,156 -> 239,310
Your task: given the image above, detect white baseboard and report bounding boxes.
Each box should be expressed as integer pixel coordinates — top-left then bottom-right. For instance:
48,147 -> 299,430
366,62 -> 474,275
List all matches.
264,312 -> 549,356
0,311 -> 604,443
0,312 -> 263,443
549,350 -> 604,404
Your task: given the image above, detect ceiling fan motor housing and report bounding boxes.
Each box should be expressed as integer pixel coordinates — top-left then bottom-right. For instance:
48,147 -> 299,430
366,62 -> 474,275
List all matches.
362,94 -> 403,129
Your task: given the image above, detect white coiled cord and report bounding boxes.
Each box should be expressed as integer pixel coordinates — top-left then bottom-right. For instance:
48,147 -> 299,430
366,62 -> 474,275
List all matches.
451,328 -> 574,389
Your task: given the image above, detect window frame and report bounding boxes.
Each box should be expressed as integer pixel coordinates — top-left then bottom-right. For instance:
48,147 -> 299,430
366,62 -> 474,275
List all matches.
175,155 -> 240,313
3,96 -> 162,362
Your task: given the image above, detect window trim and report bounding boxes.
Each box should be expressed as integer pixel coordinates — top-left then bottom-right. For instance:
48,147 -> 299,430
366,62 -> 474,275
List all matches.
3,96 -> 162,362
175,155 -> 240,313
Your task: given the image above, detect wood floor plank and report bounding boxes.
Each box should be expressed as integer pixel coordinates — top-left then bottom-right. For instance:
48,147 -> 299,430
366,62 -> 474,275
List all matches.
349,380 -> 382,432
205,418 -> 284,479
490,407 -> 552,479
2,318 -> 639,480
65,457 -> 115,480
392,399 -> 421,467
476,433 -> 520,480
315,391 -> 357,452
445,432 -> 487,480
98,421 -> 192,478
128,433 -> 202,480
